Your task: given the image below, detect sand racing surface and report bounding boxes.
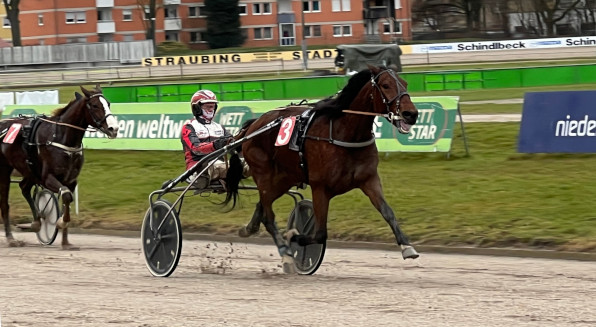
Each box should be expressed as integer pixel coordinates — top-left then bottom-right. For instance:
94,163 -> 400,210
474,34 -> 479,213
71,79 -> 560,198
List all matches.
1,231 -> 595,327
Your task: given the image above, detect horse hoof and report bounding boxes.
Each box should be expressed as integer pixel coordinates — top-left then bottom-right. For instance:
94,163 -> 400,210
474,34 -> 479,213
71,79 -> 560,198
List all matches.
282,255 -> 297,274
30,221 -> 41,232
61,244 -> 80,251
8,239 -> 26,247
401,246 -> 420,260
238,226 -> 258,238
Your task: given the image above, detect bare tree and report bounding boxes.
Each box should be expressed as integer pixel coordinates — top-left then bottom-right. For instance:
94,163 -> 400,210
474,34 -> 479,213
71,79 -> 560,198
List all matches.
137,0 -> 162,51
3,0 -> 21,46
532,0 -> 583,36
412,0 -> 484,31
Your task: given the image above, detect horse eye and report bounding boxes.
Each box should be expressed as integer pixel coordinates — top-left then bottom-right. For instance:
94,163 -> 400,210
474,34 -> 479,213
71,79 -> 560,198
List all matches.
382,84 -> 389,89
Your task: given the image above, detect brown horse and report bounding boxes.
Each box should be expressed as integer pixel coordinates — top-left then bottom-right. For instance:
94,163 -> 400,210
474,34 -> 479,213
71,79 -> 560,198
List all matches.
225,65 -> 419,271
0,85 -> 118,249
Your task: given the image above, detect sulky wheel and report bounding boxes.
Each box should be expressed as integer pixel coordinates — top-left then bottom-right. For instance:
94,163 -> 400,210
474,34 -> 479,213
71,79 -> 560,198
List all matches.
287,199 -> 326,275
34,188 -> 60,246
141,200 -> 182,277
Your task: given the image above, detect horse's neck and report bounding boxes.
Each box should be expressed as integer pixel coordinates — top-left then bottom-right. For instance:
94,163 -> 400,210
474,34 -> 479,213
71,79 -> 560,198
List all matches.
51,101 -> 87,145
337,92 -> 376,140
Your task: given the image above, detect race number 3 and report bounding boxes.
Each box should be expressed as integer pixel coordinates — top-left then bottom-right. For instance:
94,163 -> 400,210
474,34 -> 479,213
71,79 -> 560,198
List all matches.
3,123 -> 22,144
275,117 -> 296,146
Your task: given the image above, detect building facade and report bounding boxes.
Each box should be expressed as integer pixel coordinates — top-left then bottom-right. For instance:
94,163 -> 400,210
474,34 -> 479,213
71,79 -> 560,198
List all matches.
10,0 -> 412,48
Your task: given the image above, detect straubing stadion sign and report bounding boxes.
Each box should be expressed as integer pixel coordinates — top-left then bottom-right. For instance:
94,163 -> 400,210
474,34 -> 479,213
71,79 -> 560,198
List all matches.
518,91 -> 596,153
3,96 -> 458,152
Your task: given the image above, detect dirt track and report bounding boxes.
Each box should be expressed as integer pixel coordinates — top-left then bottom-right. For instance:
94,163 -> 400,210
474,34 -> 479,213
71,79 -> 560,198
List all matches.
1,231 -> 595,327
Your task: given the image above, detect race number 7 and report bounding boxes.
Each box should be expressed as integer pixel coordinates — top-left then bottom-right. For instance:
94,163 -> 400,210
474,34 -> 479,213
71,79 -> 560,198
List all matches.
275,116 -> 296,146
3,123 -> 22,144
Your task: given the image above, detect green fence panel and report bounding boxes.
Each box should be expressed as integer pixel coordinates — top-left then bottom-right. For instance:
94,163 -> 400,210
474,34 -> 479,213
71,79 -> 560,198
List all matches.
444,73 -> 463,90
199,83 -> 222,99
136,86 -> 159,102
103,86 -> 136,103
482,69 -> 521,88
179,84 -> 200,101
242,81 -> 265,100
401,73 -> 425,92
221,82 -> 244,101
463,72 -> 483,90
283,77 -> 338,99
577,65 -> 596,83
157,85 -> 181,102
262,80 -> 285,99
522,67 -> 576,87
425,74 -> 445,91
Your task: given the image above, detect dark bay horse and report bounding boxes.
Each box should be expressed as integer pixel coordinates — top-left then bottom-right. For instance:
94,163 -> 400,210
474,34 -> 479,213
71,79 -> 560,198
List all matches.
0,85 -> 118,249
225,65 -> 419,271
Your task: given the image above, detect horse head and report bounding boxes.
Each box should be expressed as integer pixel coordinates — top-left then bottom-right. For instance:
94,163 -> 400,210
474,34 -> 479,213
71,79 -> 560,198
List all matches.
80,84 -> 119,139
367,65 -> 418,134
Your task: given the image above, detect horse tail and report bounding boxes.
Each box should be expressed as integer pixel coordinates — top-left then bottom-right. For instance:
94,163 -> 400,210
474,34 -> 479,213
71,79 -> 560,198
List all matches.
224,118 -> 257,208
223,151 -> 243,208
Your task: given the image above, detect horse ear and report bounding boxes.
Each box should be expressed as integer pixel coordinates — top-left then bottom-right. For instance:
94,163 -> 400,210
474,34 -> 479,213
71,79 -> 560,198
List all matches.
367,64 -> 381,74
95,83 -> 102,92
80,86 -> 92,97
74,92 -> 83,100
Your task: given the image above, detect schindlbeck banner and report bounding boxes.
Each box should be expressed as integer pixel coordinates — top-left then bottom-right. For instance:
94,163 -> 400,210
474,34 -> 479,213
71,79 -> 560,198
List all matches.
3,96 -> 458,152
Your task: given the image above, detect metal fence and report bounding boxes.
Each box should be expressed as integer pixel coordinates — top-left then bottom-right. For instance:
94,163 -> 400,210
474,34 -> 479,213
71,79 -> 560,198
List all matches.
0,40 -> 153,66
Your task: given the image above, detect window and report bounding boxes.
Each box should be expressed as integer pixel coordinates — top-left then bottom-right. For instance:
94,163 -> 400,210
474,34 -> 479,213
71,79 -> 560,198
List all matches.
165,6 -> 178,18
304,25 -> 321,37
38,14 -> 44,26
123,9 -> 132,21
98,34 -> 113,42
383,21 -> 402,34
123,34 -> 134,42
2,17 -> 10,28
66,11 -> 86,24
239,4 -> 247,15
395,0 -> 402,9
303,1 -> 321,12
165,31 -> 179,41
253,27 -> 272,40
190,31 -> 207,43
98,9 -> 112,21
67,37 -> 87,43
252,3 -> 271,15
332,0 -> 350,12
189,6 -> 200,17
333,25 -> 351,37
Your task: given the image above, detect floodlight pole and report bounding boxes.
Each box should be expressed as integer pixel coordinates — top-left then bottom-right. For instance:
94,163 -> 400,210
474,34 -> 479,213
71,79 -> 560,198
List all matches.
301,7 -> 308,70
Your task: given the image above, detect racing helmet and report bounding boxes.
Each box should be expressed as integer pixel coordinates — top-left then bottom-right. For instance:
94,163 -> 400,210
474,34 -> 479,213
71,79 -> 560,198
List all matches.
190,90 -> 218,118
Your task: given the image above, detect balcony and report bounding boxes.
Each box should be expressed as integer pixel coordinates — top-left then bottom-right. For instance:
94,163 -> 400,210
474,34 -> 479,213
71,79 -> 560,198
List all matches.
277,13 -> 295,24
164,18 -> 181,31
97,21 -> 115,34
96,0 -> 114,7
363,7 -> 390,20
163,0 -> 181,5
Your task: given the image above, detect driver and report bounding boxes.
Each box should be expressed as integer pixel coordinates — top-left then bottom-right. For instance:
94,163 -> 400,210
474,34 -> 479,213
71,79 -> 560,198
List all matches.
181,89 -> 233,188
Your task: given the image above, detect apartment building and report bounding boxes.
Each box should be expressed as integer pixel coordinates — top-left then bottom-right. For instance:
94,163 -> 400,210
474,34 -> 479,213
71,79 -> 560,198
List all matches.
11,0 -> 411,48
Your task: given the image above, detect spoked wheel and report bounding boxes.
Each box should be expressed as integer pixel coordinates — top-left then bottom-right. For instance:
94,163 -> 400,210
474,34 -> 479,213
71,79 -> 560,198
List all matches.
287,199 -> 326,275
141,200 -> 182,277
34,188 -> 60,246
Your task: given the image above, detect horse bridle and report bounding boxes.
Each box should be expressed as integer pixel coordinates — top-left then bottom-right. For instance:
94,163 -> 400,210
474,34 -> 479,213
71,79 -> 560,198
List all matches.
342,69 -> 410,125
86,93 -> 114,130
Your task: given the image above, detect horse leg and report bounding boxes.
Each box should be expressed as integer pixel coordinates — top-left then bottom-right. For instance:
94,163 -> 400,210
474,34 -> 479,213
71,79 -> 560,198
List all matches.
19,178 -> 40,232
0,168 -> 17,245
238,202 -> 263,237
44,175 -> 77,250
292,186 -> 329,246
259,189 -> 297,274
361,176 -> 419,259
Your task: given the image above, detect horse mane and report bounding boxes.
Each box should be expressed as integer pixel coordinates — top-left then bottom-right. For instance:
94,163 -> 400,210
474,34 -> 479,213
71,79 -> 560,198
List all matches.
51,96 -> 82,117
312,68 -> 373,115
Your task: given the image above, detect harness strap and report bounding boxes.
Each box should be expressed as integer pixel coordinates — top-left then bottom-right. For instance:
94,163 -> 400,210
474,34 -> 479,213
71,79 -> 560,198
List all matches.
38,117 -> 87,132
305,118 -> 375,148
47,141 -> 83,154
